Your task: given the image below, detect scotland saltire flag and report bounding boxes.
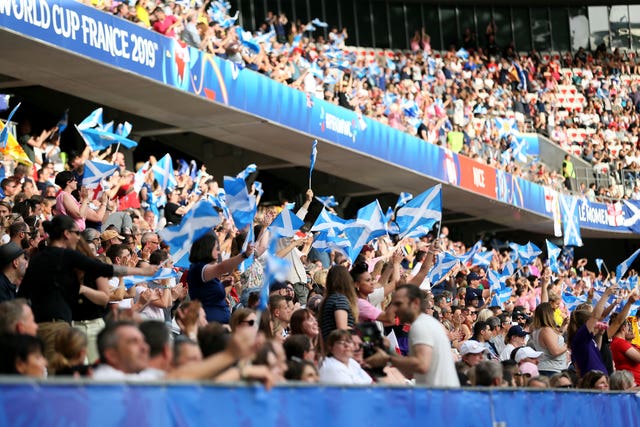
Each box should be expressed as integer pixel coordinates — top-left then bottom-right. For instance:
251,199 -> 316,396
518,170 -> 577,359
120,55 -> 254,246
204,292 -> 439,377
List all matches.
82,159 -> 119,189
56,109 -> 69,133
312,230 -> 349,256
394,192 -> 413,210
488,269 -> 504,291
494,117 -> 519,138
236,164 -> 257,180
258,252 -> 291,311
238,226 -> 254,272
562,293 -> 587,311
0,102 -> 20,148
595,258 -> 604,274
224,166 -> 258,231
159,200 -> 221,269
309,140 -> 317,188
545,240 -> 561,274
133,161 -> 149,193
472,250 -> 494,267
311,207 -> 347,233
501,261 -> 517,279
343,200 -> 387,261
395,185 -> 441,238
458,240 -> 482,265
623,200 -> 640,233
316,195 -> 338,208
426,252 -> 459,285
510,138 -> 528,163
268,208 -> 304,239
560,194 -> 583,247
616,248 -> 640,281
76,108 -> 138,151
311,18 -> 328,27
123,268 -> 180,289
152,154 -> 177,191
513,242 -> 542,265
455,48 -> 469,59
491,287 -> 512,308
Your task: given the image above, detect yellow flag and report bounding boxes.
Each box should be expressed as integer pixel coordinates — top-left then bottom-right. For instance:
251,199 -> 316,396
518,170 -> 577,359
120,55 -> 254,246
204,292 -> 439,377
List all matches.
0,120 -> 33,166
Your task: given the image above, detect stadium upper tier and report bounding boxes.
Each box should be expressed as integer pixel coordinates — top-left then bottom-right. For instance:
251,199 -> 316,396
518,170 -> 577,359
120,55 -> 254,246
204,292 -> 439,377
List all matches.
1,0 -> 640,238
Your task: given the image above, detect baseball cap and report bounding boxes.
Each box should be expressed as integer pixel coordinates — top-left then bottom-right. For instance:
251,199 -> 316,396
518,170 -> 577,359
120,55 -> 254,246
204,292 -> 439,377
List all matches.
0,242 -> 25,267
100,230 -> 124,242
467,272 -> 481,282
518,361 -> 539,377
515,347 -> 543,363
460,340 -> 485,356
506,325 -> 528,339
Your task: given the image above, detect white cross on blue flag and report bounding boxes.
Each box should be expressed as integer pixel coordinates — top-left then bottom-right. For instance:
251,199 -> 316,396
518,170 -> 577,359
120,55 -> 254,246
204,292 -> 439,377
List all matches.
395,185 -> 441,239
559,194 -> 583,247
82,159 -> 119,189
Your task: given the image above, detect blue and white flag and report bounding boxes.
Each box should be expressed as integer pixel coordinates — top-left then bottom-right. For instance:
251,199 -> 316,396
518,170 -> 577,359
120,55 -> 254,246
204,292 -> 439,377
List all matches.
123,268 -> 180,289
311,18 -> 328,27
491,287 -> 512,308
510,137 -> 528,164
455,48 -> 469,59
513,242 -> 542,265
152,154 -> 177,191
559,194 -> 583,247
395,185 -> 442,239
236,164 -> 257,180
394,192 -> 413,210
309,140 -> 317,188
616,248 -> 640,281
316,195 -> 338,208
501,261 -> 517,279
623,200 -> 640,233
595,258 -> 604,274
158,200 -> 221,269
312,230 -> 350,256
343,200 -> 387,261
238,226 -> 255,272
76,108 -> 138,151
562,293 -> 587,311
472,250 -> 494,268
487,269 -> 504,292
458,240 -> 483,265
311,207 -> 347,233
268,208 -> 304,239
494,117 -> 519,138
426,252 -> 459,285
56,109 -> 68,133
82,159 -> 119,189
258,253 -> 292,311
224,167 -> 258,231
545,240 -> 561,274
0,102 -> 20,148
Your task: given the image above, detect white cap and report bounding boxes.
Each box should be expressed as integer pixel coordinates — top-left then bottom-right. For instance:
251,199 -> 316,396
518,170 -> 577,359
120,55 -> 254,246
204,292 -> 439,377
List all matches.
460,340 -> 485,356
515,347 -> 543,363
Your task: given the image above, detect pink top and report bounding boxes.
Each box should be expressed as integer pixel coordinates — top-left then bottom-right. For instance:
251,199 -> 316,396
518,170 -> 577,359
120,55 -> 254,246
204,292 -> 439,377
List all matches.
357,298 -> 382,323
56,191 -> 86,231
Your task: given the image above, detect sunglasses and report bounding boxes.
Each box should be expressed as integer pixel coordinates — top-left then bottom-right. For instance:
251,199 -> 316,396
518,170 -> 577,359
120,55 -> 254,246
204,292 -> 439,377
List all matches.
557,384 -> 573,389
241,319 -> 256,326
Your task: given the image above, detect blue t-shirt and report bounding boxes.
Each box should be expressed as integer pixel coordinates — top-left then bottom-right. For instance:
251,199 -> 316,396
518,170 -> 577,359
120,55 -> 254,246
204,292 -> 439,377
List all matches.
571,324 -> 607,375
187,262 -> 230,324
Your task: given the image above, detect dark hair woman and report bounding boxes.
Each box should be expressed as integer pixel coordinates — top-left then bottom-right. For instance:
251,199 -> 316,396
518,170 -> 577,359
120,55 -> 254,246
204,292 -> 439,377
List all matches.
186,231 -> 254,324
17,215 -> 158,365
318,265 -> 359,341
54,171 -> 108,232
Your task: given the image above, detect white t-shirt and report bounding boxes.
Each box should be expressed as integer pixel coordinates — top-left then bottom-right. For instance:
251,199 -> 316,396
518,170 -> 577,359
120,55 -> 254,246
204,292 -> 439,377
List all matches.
318,356 -> 373,385
92,364 -> 164,381
409,313 -> 460,387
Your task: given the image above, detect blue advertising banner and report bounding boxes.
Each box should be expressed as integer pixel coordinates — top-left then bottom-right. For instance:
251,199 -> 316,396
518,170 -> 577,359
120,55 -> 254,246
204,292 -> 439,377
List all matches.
0,382 -> 638,427
0,0 -> 637,235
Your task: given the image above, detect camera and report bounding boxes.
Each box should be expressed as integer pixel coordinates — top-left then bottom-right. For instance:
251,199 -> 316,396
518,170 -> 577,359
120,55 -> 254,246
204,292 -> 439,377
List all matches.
356,321 -> 383,359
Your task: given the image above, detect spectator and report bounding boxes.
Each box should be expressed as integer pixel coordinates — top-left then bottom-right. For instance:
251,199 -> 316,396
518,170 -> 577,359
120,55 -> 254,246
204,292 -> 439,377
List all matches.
318,329 -> 372,385
319,265 -> 358,340
0,298 -> 38,336
0,334 -> 48,378
0,242 -> 28,302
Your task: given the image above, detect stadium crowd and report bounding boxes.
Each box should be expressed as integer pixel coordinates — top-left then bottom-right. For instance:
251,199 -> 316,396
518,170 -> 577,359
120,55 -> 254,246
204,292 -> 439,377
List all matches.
0,0 -> 639,392
82,0 -> 640,202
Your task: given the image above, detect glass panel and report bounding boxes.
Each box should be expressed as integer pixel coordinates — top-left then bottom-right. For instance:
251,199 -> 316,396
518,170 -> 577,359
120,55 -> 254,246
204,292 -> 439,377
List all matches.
280,0 -> 294,25
512,8 -> 531,52
610,5 -> 630,49
266,0 -> 278,14
405,4 -> 423,51
239,0 -> 254,30
458,7 -> 477,50
440,7 -> 457,50
492,7 -> 511,49
550,8 -> 570,52
630,6 -> 640,50
424,7 -> 441,51
569,7 -> 589,51
309,0 -> 325,28
293,0 -> 309,24
531,8 -> 551,51
476,7 -> 493,51
372,1 -> 390,48
588,6 -> 610,50
339,0 -> 357,46
389,4 -> 406,49
254,0 -> 268,29
357,0 -> 373,47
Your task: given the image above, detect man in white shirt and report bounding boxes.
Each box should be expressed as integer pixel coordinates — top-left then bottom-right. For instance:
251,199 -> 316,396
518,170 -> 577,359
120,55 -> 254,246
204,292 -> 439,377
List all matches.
366,284 -> 459,387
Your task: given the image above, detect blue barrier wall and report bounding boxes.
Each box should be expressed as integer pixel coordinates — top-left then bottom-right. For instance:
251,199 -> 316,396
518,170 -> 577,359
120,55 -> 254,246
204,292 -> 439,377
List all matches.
0,382 -> 638,427
1,0 -> 639,234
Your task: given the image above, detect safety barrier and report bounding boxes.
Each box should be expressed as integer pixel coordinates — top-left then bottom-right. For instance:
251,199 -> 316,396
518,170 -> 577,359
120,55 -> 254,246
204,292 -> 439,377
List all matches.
0,379 -> 638,427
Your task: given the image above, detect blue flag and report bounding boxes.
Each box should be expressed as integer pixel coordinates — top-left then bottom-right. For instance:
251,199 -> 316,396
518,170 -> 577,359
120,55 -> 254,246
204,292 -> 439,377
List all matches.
458,240 -> 483,265
616,248 -> 640,281
426,252 -> 459,285
224,173 -> 257,232
311,207 -> 347,234
123,268 -> 180,289
258,253 -> 292,311
76,108 -> 138,151
472,251 -> 494,268
268,208 -> 304,239
395,185 -> 442,239
158,200 -> 222,269
545,240 -> 561,274
316,195 -> 338,208
56,109 -> 69,133
238,226 -> 255,273
595,258 -> 604,274
312,230 -> 350,256
309,140 -> 317,188
560,194 -> 583,247
394,192 -> 413,210
152,154 -> 177,191
343,200 -> 387,262
623,200 -> 640,233
82,159 -> 119,189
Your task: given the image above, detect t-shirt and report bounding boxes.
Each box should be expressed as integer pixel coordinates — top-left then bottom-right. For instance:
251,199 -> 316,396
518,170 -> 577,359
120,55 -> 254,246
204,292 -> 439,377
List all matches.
409,313 -> 460,387
357,298 -> 382,323
318,356 -> 372,385
571,324 -> 607,376
320,293 -> 355,339
164,202 -> 183,225
187,262 -> 230,324
610,337 -> 640,385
